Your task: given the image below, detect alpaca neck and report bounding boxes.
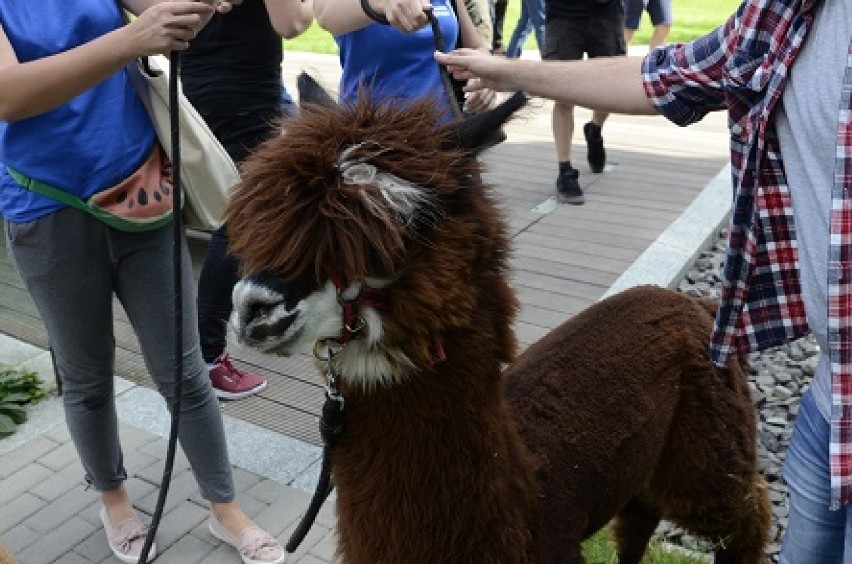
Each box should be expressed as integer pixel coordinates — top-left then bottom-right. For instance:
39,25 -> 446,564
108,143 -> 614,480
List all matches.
332,356 -> 540,563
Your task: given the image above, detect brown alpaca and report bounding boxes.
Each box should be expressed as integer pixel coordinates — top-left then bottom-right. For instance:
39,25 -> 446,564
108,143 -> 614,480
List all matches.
225,75 -> 771,564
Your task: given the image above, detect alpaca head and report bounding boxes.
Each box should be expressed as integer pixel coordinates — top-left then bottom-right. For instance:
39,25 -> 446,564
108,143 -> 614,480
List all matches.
226,75 -> 525,389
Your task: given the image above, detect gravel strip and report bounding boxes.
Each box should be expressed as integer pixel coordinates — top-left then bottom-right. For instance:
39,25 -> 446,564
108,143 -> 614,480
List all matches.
662,227 -> 815,563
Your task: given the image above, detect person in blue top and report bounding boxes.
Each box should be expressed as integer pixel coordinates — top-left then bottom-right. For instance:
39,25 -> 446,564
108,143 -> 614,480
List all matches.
314,0 -> 496,121
0,2 -> 285,563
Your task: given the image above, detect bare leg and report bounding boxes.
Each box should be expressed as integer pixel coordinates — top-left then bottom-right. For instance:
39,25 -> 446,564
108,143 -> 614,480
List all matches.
211,501 -> 256,534
552,101 -> 575,163
101,485 -> 136,524
648,24 -> 671,49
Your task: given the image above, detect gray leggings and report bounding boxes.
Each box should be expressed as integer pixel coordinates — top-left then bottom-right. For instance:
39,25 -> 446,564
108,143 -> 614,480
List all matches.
5,208 -> 234,502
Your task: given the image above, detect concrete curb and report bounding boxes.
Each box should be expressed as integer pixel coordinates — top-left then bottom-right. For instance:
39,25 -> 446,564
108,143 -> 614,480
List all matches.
601,163 -> 732,300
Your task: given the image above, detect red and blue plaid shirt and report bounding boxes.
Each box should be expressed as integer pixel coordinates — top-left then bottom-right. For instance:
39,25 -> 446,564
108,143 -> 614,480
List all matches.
641,0 -> 852,509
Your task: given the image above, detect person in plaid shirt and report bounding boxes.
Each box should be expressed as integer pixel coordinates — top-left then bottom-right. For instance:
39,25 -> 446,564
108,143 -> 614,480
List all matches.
437,0 -> 852,560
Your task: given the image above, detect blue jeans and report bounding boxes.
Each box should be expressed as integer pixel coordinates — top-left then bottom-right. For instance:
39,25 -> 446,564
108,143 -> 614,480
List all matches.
505,0 -> 545,58
781,388 -> 852,563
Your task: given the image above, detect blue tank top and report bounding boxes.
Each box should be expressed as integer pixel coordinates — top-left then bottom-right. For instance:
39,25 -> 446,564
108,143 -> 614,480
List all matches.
336,0 -> 459,121
0,1 -> 156,222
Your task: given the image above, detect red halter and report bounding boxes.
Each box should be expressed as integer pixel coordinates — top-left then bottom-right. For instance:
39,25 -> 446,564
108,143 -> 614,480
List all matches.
325,268 -> 390,345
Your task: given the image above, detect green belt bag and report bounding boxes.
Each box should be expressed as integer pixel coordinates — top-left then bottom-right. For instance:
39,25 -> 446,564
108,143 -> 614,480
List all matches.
6,152 -> 178,233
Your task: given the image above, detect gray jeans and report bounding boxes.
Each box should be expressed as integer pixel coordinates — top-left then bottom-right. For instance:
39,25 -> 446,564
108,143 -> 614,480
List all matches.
5,208 -> 234,502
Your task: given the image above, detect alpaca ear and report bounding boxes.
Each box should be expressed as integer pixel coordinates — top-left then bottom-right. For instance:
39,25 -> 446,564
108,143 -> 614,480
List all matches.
443,91 -> 527,153
297,72 -> 338,110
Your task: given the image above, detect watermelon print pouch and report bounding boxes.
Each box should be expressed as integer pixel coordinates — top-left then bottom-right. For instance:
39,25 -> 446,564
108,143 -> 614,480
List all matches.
6,144 -> 177,232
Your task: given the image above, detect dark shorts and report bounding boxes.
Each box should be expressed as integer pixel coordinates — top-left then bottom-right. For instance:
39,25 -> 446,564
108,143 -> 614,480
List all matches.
543,17 -> 626,61
624,0 -> 673,30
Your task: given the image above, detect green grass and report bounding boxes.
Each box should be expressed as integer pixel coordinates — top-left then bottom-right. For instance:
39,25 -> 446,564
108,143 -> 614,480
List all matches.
284,0 -> 742,55
582,528 -> 708,564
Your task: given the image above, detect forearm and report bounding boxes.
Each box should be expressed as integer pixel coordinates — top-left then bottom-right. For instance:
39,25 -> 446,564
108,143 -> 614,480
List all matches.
510,56 -> 656,115
314,0 -> 376,35
266,0 -> 314,38
0,27 -> 136,122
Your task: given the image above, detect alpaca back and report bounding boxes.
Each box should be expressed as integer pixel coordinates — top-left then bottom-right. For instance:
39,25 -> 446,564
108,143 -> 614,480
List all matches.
504,285 -> 765,561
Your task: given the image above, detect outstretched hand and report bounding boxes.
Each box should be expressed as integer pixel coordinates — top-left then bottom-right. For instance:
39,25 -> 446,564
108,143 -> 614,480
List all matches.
435,48 -> 518,93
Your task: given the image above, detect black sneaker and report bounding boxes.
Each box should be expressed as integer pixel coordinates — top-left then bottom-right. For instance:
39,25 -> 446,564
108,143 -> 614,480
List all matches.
583,122 -> 606,173
556,169 -> 584,205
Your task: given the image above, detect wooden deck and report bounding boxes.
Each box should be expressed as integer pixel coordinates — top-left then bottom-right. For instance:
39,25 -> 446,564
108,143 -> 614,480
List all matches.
0,52 -> 730,446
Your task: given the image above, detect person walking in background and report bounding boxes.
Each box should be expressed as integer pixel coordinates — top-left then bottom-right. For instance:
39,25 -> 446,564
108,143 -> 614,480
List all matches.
314,0 -> 495,121
623,0 -> 671,49
0,2 -> 288,562
181,0 -> 313,401
504,0 -> 545,59
437,1 -> 852,560
542,0 -> 625,205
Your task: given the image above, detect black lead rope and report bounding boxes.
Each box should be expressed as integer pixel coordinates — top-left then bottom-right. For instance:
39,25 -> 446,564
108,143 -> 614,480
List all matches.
286,362 -> 346,553
358,0 -> 463,119
138,51 -> 184,564
424,8 -> 464,118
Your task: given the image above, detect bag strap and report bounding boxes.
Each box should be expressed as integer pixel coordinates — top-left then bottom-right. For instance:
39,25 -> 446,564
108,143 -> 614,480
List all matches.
5,165 -> 172,232
6,166 -> 92,211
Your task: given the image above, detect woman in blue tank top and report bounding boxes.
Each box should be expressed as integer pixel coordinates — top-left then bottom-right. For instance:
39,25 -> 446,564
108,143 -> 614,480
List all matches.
0,2 -> 287,563
314,0 -> 496,121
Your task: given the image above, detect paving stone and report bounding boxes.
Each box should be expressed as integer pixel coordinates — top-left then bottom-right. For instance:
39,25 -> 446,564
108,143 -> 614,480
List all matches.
309,529 -> 339,561
119,424 -> 171,454
250,486 -> 312,537
23,483 -> 95,534
38,439 -> 80,472
154,527 -> 215,564
42,424 -> 70,443
0,436 -> 58,479
136,468 -> 199,516
57,551 -> 95,564
0,493 -> 43,535
29,463 -> 87,502
0,463 -> 53,506
135,451 -> 192,486
1,523 -> 38,555
15,516 -> 95,564
199,543 -> 246,564
245,478 -> 290,505
153,500 -> 209,551
232,466 -> 263,493
299,554 -> 333,564
71,529 -> 113,564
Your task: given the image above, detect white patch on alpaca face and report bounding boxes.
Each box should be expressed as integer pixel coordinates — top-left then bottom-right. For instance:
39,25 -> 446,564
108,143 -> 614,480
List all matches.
231,279 -> 340,355
232,276 -> 413,388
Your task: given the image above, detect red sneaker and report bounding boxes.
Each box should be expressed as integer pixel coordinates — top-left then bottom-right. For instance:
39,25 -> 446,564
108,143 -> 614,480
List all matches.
208,353 -> 268,400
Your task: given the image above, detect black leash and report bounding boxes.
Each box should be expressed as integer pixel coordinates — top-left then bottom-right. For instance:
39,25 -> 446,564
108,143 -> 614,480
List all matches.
137,51 -> 184,563
358,0 -> 463,118
424,7 -> 464,118
285,358 -> 346,553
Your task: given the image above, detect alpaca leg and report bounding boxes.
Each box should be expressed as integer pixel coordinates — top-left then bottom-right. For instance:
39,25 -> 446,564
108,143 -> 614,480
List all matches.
708,479 -> 772,564
612,497 -> 662,564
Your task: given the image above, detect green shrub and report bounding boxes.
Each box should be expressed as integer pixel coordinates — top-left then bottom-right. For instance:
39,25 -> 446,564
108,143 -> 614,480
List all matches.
0,365 -> 46,436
